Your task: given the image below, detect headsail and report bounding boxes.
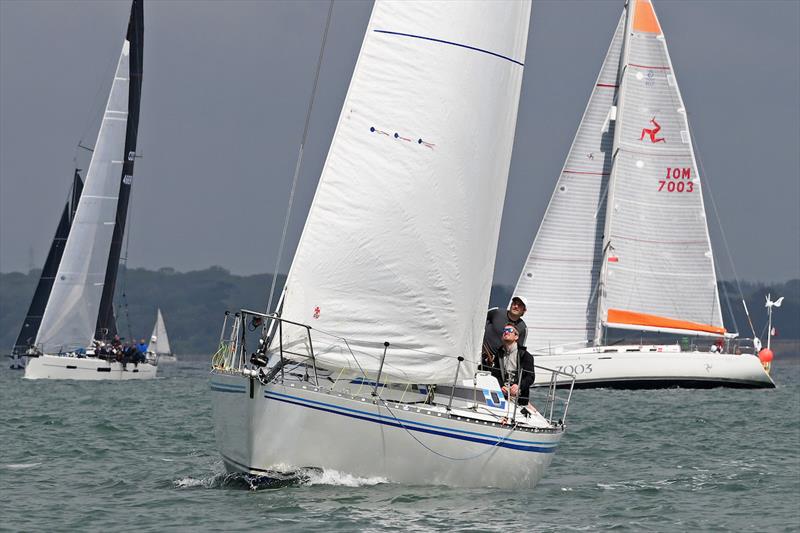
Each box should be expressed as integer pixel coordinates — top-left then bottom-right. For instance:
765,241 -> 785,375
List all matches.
148,309 -> 171,355
35,0 -> 143,352
513,13 -> 626,351
277,0 -> 532,383
598,0 -> 723,338
13,171 -> 83,354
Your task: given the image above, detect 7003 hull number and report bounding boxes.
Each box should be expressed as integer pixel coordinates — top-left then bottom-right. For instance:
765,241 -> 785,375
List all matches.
554,363 -> 593,375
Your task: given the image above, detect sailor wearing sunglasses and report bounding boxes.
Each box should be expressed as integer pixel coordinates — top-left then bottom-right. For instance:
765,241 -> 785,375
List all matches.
487,322 -> 535,407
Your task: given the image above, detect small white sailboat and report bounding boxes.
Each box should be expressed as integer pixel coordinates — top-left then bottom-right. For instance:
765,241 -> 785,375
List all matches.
513,0 -> 773,389
211,0 -> 575,488
22,0 -> 156,381
147,309 -> 176,363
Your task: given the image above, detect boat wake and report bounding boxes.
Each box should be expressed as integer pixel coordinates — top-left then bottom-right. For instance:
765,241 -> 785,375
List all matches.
174,467 -> 386,491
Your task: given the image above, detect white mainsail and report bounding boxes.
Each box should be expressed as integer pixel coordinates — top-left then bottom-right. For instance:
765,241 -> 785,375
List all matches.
35,40 -> 132,352
277,0 -> 531,383
598,0 -> 723,338
513,13 -> 626,351
148,309 -> 171,355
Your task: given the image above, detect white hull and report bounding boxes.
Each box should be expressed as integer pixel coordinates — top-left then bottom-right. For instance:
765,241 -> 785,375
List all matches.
532,346 -> 774,389
210,371 -> 564,488
24,354 -> 157,380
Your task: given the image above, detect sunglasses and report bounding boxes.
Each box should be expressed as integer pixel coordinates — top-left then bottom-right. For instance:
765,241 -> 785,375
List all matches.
503,327 -> 517,334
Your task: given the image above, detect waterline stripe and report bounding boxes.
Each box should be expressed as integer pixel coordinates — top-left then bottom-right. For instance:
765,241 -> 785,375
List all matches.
265,390 -> 556,453
374,30 -> 524,67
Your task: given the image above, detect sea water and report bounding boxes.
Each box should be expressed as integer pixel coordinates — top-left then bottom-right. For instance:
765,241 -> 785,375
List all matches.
2,358 -> 798,532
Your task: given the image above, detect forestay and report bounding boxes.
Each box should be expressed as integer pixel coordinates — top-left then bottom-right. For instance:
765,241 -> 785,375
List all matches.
599,0 -> 723,337
277,0 -> 531,383
513,14 -> 625,351
36,22 -> 136,352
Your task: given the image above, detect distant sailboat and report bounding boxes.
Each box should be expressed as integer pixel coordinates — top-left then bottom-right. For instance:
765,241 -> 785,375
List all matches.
147,309 -> 176,363
22,0 -> 156,380
211,0 -> 575,488
513,0 -> 773,389
9,171 -> 83,370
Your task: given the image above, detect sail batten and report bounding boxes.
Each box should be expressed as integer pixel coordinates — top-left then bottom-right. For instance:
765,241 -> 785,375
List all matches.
278,1 -> 531,383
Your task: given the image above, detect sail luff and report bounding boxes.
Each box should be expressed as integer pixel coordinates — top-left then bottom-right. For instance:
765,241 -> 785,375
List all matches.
13,172 -> 84,354
277,0 -> 532,383
96,0 -> 143,340
512,12 -> 626,351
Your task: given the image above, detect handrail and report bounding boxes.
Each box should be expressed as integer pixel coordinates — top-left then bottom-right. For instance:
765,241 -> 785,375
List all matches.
212,309 -> 576,427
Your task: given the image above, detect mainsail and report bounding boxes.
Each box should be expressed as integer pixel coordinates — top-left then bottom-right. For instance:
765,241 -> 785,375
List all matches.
277,0 -> 532,383
148,309 -> 171,355
598,0 -> 723,338
35,0 -> 144,352
513,13 -> 626,351
13,171 -> 83,354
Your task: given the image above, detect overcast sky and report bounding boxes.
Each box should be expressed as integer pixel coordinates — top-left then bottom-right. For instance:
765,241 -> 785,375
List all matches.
1,0 -> 798,289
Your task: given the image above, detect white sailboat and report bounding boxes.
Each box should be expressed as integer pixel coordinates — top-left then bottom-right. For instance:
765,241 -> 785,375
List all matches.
513,0 -> 773,389
23,0 -> 156,381
211,0 -> 575,488
147,309 -> 176,363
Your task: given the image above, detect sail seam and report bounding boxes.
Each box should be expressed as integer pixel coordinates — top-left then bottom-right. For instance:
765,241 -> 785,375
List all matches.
373,30 -> 524,66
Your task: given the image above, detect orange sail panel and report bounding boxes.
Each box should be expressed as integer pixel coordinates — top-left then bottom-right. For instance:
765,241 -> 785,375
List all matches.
607,309 -> 726,335
633,0 -> 662,34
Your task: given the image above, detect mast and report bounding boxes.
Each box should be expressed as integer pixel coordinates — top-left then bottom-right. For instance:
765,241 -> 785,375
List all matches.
594,0 -> 633,346
13,171 -> 83,353
95,0 -> 143,340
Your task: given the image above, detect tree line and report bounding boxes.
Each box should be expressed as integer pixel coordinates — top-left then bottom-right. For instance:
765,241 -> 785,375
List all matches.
1,267 -> 797,355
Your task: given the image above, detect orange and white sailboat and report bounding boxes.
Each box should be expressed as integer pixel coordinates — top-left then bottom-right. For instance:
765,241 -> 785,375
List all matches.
516,0 -> 774,388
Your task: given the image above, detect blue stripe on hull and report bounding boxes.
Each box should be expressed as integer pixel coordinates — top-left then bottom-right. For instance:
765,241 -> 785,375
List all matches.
264,390 -> 557,454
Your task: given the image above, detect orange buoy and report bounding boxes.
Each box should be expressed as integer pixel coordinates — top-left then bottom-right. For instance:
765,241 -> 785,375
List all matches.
758,348 -> 774,373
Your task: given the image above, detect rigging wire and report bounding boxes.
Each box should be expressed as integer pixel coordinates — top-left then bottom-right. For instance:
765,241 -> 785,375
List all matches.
690,123 -> 755,338
265,0 -> 334,315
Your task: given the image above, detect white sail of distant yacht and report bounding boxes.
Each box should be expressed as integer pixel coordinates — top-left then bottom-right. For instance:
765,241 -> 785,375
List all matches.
23,0 -> 156,381
211,0 -> 576,489
513,0 -> 773,388
147,309 -> 176,362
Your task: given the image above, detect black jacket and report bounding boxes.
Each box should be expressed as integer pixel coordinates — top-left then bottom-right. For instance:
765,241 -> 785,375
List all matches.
490,344 -> 535,407
483,308 -> 528,357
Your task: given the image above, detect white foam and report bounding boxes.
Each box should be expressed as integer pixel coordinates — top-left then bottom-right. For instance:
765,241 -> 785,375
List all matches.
304,468 -> 387,487
4,463 -> 42,470
173,476 -> 211,488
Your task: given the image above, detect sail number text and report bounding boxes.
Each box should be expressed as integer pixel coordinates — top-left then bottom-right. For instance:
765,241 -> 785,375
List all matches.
658,167 -> 694,193
555,363 -> 593,376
